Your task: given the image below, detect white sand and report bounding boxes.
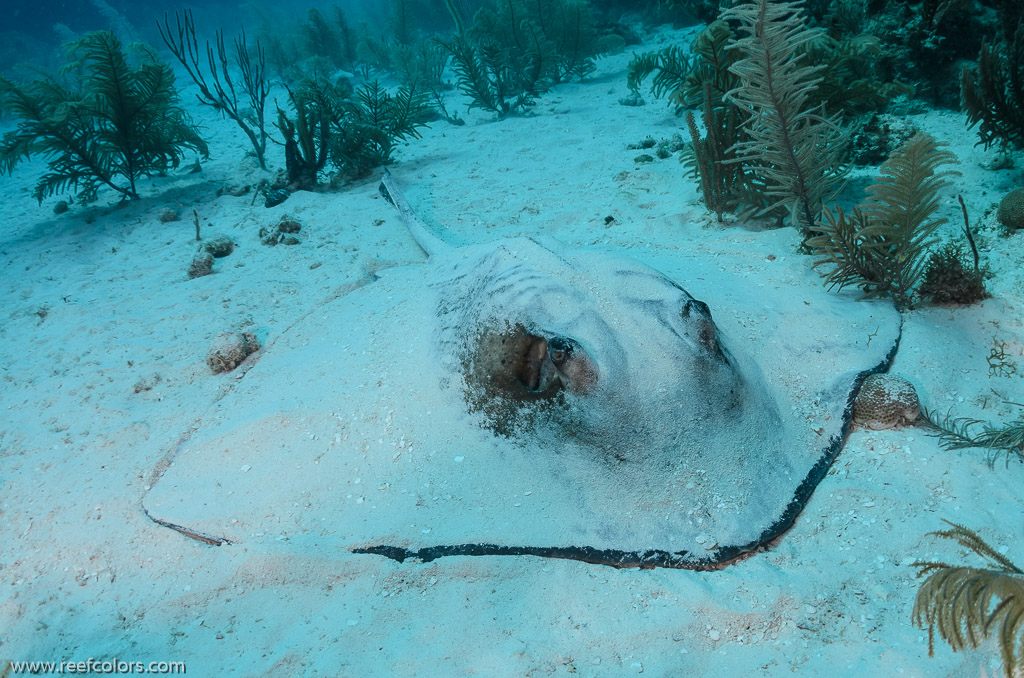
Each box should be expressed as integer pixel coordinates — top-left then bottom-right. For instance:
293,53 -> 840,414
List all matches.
3,26 -> 1024,676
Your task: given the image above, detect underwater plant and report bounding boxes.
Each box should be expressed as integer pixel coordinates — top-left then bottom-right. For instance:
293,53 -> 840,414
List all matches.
389,0 -> 417,47
627,44 -> 694,110
918,194 -> 987,305
632,14 -> 899,119
923,407 -> 1024,466
627,21 -> 757,222
356,0 -> 423,75
276,76 -> 339,191
518,0 -> 601,83
637,7 -> 903,116
303,6 -> 357,70
659,0 -> 724,23
159,9 -> 270,169
808,132 -> 957,310
725,0 -> 849,234
803,31 -> 907,117
684,20 -> 745,109
919,242 -> 988,305
0,30 -> 207,204
357,34 -> 395,77
255,5 -> 356,84
962,19 -> 1024,150
912,520 -> 1024,678
329,81 -> 432,181
442,0 -> 606,117
628,20 -> 739,112
865,0 -> 984,108
277,77 -> 431,190
631,12 -> 889,224
380,39 -> 462,125
683,82 -> 759,222
440,32 -> 546,116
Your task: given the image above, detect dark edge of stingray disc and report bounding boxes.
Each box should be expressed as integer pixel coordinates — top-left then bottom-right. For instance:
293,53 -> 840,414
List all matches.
352,317 -> 903,571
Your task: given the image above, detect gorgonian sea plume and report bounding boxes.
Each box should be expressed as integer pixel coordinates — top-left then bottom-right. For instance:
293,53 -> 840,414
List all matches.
0,30 -> 207,204
724,0 -> 849,233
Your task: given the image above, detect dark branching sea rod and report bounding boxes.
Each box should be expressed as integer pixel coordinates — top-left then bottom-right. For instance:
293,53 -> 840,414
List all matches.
142,172 -> 901,570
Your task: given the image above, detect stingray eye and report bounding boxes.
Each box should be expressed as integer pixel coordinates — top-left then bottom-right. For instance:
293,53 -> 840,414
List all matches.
681,298 -> 711,320
547,336 -> 573,365
682,300 -> 720,355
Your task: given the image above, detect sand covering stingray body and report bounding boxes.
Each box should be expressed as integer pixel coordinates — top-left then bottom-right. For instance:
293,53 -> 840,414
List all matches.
143,173 -> 901,569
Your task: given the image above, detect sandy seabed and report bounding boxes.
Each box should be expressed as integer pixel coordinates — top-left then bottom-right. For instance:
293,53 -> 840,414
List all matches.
3,24 -> 1024,677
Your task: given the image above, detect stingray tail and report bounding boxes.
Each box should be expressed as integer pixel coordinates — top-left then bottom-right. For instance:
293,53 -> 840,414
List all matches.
379,170 -> 451,257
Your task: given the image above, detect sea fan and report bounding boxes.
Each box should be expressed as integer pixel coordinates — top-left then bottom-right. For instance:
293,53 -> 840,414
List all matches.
442,0 -> 604,116
918,241 -> 987,305
627,21 -> 739,112
159,10 -> 268,169
278,77 -> 430,188
913,521 -> 1024,678
808,132 -> 957,309
683,20 -> 741,109
683,81 -> 759,221
626,45 -> 693,103
0,30 -> 207,204
923,407 -> 1024,466
962,19 -> 1024,149
334,81 -> 431,178
724,0 -> 848,233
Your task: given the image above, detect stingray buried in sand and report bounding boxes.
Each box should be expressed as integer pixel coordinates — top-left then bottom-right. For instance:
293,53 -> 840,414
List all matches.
141,171 -> 901,569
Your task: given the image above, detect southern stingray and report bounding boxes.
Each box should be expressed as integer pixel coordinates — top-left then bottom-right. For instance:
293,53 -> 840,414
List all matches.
142,171 -> 901,570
